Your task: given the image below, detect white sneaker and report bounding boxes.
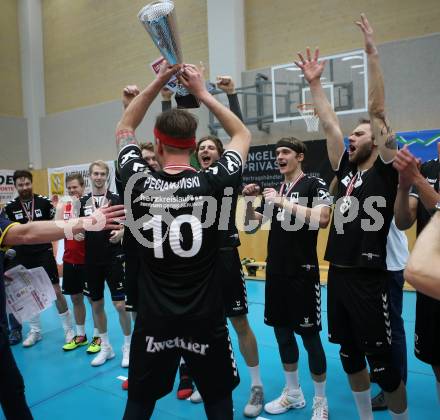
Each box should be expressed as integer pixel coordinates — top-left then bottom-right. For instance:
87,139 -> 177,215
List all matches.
23,331 -> 42,347
121,344 -> 130,368
244,385 -> 264,417
264,386 -> 306,414
91,345 -> 115,366
190,390 -> 203,403
312,396 -> 328,420
64,328 -> 75,344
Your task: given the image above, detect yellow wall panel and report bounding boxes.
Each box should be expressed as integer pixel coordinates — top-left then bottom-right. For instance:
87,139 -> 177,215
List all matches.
245,0 -> 440,70
0,0 -> 22,116
31,169 -> 49,197
43,0 -> 208,114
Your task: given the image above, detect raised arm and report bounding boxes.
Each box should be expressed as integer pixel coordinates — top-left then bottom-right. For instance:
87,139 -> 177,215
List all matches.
116,62 -> 180,151
405,211 -> 440,300
356,13 -> 397,163
178,65 -> 251,161
295,48 -> 344,170
122,85 -> 140,110
216,76 -> 244,122
161,87 -> 173,112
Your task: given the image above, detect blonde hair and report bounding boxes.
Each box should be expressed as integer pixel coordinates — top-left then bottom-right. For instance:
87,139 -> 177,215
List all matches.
89,160 -> 109,176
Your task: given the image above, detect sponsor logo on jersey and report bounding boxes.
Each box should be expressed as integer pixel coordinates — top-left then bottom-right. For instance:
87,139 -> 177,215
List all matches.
289,192 -> 299,202
318,189 -> 331,201
145,336 -> 210,355
300,317 -> 314,328
120,149 -> 140,167
35,209 -> 42,218
361,252 -> 380,261
13,211 -> 23,220
218,152 -> 241,175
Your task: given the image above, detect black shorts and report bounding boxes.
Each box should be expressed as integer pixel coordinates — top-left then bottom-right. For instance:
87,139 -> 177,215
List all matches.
84,255 -> 125,302
18,250 -> 59,285
264,264 -> 322,334
62,263 -> 86,295
220,248 -> 248,318
414,292 -> 440,365
327,265 -> 392,353
128,316 -> 240,403
124,253 -> 139,313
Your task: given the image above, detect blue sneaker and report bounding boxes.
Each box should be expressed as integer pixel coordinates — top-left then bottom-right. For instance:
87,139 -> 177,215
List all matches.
9,329 -> 22,346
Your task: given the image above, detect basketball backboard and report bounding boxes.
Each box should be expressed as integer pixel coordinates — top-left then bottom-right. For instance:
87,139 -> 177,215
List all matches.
271,50 -> 368,123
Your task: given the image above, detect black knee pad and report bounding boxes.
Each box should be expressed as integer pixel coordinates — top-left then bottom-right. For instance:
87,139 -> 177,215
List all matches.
274,327 -> 299,365
366,353 -> 401,393
339,345 -> 366,374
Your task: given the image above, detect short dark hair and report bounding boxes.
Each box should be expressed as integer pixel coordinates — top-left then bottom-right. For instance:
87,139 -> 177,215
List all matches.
66,173 -> 84,186
358,117 -> 371,125
13,170 -> 32,184
275,137 -> 307,155
196,135 -> 225,156
155,109 -> 198,139
140,142 -> 154,152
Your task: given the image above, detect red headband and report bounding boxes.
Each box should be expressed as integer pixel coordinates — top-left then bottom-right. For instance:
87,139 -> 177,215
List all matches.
154,127 -> 196,150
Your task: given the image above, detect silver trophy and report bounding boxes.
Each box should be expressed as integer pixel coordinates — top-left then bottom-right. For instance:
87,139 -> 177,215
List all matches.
138,1 -> 200,107
138,1 -> 182,65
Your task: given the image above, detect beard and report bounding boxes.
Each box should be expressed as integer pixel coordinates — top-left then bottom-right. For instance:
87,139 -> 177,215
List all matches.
351,143 -> 373,165
19,190 -> 33,200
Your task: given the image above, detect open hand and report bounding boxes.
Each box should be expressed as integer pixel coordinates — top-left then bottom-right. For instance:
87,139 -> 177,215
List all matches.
355,13 -> 377,54
295,47 -> 327,84
85,204 -> 126,232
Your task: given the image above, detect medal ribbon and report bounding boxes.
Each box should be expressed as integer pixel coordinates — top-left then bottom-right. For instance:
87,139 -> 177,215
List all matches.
20,197 -> 35,222
279,172 -> 305,197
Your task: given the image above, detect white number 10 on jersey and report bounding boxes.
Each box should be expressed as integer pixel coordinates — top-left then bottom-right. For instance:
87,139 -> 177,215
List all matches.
143,215 -> 203,258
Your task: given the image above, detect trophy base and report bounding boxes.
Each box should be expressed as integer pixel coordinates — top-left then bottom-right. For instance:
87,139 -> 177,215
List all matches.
175,93 -> 200,109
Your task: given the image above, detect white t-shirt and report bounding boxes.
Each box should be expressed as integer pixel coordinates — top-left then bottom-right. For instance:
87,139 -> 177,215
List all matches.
386,218 -> 409,271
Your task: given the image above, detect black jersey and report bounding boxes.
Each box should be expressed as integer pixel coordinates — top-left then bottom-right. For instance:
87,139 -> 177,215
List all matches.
325,150 -> 398,269
218,175 -> 241,248
79,191 -> 123,265
118,144 -> 243,325
4,194 -> 55,257
257,174 -> 331,274
409,158 -> 439,235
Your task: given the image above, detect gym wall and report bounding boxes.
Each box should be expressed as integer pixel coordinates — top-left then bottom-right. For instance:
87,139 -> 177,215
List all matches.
42,0 -> 209,114
0,0 -> 22,117
245,0 -> 440,70
0,0 -> 28,169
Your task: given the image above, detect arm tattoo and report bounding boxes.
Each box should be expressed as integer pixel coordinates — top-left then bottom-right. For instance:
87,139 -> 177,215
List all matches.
379,117 -> 398,150
385,133 -> 398,150
116,129 -> 137,152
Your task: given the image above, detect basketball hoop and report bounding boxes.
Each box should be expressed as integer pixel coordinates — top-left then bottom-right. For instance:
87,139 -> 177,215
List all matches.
297,103 -> 319,132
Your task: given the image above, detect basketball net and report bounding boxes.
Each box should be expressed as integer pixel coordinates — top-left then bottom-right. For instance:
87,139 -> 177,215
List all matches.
297,103 -> 319,132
